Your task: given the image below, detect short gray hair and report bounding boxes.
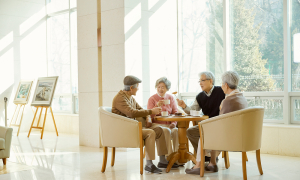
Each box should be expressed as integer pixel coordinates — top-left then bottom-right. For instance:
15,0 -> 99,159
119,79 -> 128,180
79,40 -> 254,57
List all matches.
221,71 -> 240,89
124,83 -> 138,91
155,77 -> 171,90
198,71 -> 215,85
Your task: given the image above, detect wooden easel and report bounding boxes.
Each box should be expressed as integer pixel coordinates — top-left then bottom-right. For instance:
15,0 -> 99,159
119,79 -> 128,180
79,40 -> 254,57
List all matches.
27,106 -> 58,139
10,104 -> 26,136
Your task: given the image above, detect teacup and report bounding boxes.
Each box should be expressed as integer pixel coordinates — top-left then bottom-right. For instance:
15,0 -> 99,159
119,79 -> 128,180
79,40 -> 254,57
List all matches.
194,111 -> 201,116
163,99 -> 170,105
161,111 -> 168,117
190,110 -> 195,116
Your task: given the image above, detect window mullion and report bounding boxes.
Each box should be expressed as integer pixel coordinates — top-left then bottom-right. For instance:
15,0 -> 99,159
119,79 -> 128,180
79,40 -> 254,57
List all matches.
283,0 -> 291,124
223,0 -> 230,71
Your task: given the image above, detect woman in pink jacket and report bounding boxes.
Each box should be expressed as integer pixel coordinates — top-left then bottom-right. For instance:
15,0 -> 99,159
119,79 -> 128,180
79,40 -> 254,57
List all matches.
147,77 -> 179,157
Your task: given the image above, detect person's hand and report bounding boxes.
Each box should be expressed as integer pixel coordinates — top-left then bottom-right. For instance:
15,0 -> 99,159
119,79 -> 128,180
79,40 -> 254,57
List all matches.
157,100 -> 164,107
146,121 -> 152,128
151,107 -> 162,115
169,123 -> 176,129
176,99 -> 186,109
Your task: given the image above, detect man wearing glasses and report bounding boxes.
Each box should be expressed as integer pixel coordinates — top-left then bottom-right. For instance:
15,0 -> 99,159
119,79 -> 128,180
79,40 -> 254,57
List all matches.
177,71 -> 225,162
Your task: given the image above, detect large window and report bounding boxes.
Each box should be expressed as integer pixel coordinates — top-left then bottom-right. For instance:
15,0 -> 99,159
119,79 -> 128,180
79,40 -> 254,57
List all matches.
179,0 -> 224,93
179,0 -> 300,124
230,0 -> 284,92
46,0 -> 78,114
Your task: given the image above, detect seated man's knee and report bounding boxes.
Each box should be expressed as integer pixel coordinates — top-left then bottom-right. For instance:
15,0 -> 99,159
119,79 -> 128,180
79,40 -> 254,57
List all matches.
153,126 -> 164,137
163,127 -> 171,134
186,127 -> 193,138
171,128 -> 178,134
186,126 -> 199,139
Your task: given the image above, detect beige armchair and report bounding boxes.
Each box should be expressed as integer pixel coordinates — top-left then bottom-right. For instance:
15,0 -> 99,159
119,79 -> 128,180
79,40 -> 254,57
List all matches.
198,106 -> 264,180
99,106 -> 144,175
0,126 -> 13,165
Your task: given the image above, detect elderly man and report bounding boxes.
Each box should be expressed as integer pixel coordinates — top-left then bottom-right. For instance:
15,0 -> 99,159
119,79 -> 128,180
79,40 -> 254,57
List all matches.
112,75 -> 177,174
177,71 -> 225,161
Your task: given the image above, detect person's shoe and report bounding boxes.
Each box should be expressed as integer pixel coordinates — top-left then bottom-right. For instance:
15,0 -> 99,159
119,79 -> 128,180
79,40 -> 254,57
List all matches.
205,165 -> 218,172
157,162 -> 179,168
185,167 -> 200,175
145,165 -> 162,173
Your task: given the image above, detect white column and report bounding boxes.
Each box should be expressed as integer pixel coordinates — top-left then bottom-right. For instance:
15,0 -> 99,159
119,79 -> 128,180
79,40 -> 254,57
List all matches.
78,0 -> 102,147
101,0 -> 125,107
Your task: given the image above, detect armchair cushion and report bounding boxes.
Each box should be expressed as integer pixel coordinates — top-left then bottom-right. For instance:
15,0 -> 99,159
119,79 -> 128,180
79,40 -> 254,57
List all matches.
0,138 -> 5,150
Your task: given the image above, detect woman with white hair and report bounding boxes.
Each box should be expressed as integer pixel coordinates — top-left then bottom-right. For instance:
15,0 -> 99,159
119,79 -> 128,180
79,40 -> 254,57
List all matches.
147,77 -> 179,167
186,71 -> 248,175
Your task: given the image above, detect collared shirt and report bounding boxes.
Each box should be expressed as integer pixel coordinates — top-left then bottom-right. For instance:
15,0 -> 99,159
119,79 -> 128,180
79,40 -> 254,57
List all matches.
183,86 -> 215,114
204,86 -> 214,97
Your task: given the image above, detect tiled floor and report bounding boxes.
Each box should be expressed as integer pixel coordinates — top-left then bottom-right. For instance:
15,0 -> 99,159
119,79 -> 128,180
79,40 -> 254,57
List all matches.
1,132 -> 300,180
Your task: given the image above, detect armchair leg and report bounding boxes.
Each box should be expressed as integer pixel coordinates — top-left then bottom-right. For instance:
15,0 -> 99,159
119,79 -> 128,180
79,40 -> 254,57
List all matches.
200,149 -> 205,177
139,122 -> 143,175
242,152 -> 247,180
143,147 -> 146,159
246,153 -> 248,162
111,147 -> 115,167
101,147 -> 108,173
222,151 -> 224,158
2,158 -> 6,165
224,151 -> 230,169
256,149 -> 263,175
199,124 -> 205,177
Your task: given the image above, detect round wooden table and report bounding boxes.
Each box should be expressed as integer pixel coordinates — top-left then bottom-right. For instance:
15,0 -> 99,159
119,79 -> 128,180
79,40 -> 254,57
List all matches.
154,115 -> 209,173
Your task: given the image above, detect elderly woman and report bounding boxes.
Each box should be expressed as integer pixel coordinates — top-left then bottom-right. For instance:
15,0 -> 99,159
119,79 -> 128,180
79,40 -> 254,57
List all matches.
186,71 -> 248,175
147,77 -> 179,158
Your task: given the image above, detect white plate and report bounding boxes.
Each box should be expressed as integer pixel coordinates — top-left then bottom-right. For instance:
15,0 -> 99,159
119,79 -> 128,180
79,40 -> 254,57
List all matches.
161,116 -> 169,117
192,115 -> 201,117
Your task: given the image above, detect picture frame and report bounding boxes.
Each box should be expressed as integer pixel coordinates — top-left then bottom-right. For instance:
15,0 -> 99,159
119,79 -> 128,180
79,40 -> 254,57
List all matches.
13,80 -> 34,104
31,76 -> 59,107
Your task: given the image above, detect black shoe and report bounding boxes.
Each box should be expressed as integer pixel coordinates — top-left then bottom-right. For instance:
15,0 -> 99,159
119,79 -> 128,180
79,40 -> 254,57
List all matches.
157,162 -> 179,168
145,165 -> 162,173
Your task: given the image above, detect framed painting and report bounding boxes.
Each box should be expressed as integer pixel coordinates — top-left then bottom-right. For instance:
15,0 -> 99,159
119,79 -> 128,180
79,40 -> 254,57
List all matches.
31,76 -> 59,107
13,80 -> 33,104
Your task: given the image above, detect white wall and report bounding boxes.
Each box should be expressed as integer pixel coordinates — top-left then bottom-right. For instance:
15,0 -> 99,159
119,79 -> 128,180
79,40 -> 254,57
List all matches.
261,125 -> 300,157
0,0 -> 47,127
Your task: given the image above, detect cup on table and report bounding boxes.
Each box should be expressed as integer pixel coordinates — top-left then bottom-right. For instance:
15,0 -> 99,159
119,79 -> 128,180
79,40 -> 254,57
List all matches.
163,99 -> 170,105
161,111 -> 169,117
190,110 -> 195,116
194,111 -> 201,116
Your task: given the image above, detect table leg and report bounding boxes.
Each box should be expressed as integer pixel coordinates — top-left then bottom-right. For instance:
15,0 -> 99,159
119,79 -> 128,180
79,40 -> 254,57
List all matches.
167,152 -> 177,161
185,152 -> 197,164
166,153 -> 180,173
178,122 -> 188,163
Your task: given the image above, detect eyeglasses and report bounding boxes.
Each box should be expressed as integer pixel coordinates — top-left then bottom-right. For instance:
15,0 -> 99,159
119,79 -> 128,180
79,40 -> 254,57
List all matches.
198,79 -> 209,83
